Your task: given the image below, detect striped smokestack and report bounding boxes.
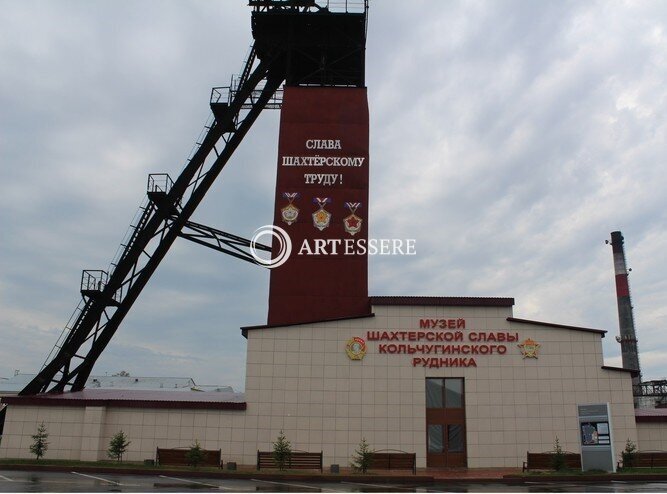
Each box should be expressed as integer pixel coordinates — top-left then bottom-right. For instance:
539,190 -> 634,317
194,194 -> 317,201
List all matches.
609,231 -> 641,388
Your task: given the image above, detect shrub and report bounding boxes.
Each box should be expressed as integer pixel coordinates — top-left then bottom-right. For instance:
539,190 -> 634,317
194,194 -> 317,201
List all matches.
186,440 -> 206,468
107,430 -> 131,462
621,439 -> 638,468
551,436 -> 566,471
30,422 -> 49,460
351,437 -> 374,474
272,430 -> 292,471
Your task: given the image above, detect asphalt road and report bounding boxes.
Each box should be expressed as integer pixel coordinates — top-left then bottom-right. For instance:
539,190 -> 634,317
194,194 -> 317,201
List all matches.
2,470 -> 667,492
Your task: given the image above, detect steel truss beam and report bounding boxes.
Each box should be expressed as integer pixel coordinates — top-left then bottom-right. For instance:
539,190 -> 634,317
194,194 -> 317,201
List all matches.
634,381 -> 667,398
178,220 -> 271,264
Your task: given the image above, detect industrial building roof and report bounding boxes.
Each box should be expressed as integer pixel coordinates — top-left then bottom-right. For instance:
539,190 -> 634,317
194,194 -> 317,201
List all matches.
0,373 -> 232,395
635,408 -> 667,422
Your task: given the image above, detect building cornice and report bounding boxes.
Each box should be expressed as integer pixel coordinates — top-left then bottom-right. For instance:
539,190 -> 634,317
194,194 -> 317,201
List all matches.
507,317 -> 607,336
370,296 -> 515,307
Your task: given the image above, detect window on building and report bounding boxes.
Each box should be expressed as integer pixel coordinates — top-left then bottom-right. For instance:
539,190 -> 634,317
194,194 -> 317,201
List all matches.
426,378 -> 444,408
428,424 -> 444,453
425,378 -> 464,409
447,424 -> 464,452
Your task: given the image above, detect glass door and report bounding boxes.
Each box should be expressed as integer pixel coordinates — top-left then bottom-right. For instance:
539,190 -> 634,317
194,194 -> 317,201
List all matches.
425,378 -> 467,467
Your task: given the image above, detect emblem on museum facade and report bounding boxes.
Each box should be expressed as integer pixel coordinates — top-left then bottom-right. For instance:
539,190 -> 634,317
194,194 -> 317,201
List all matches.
345,337 -> 367,360
518,338 -> 541,359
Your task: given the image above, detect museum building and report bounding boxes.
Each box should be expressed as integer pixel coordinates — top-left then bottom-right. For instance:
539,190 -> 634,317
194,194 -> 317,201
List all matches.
0,295 -> 653,469
1,1 -> 665,472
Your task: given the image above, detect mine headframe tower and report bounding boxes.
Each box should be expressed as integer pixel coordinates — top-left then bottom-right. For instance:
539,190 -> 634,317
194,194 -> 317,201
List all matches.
20,0 -> 368,396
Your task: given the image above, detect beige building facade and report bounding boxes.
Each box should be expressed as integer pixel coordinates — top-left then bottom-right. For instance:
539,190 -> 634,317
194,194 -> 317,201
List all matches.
0,297 -> 655,469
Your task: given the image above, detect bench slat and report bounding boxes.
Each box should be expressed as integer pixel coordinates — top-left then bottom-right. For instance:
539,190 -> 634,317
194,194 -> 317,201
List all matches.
621,451 -> 667,468
523,452 -> 581,471
370,452 -> 416,475
256,451 -> 323,472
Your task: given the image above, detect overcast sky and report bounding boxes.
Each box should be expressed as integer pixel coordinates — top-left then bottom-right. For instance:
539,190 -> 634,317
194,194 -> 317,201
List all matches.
1,0 -> 666,392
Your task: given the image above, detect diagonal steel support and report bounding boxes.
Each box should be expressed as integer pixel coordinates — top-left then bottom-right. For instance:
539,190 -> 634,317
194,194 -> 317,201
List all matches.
178,219 -> 271,264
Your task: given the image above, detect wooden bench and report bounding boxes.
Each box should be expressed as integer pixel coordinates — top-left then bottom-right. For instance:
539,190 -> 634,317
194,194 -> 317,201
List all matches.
619,451 -> 667,469
256,450 -> 323,471
523,451 -> 581,472
370,450 -> 417,474
156,447 -> 222,468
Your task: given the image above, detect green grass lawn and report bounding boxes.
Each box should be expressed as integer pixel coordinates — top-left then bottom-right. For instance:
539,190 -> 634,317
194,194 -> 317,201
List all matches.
617,467 -> 667,474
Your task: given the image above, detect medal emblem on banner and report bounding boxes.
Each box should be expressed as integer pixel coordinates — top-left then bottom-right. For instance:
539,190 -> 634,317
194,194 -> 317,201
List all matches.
312,197 -> 332,231
343,202 -> 363,236
281,192 -> 300,225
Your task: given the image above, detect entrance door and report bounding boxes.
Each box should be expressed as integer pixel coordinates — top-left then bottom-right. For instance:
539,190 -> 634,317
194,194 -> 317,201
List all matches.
425,378 -> 467,467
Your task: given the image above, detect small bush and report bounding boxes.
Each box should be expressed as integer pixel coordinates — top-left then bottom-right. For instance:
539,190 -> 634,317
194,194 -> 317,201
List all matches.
621,439 -> 638,468
551,436 -> 566,471
107,430 -> 131,462
186,440 -> 206,468
272,430 -> 292,471
351,437 -> 374,474
30,422 -> 49,460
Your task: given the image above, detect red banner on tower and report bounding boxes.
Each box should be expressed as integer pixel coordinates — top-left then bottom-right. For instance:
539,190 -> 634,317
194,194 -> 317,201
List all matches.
268,87 -> 370,326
